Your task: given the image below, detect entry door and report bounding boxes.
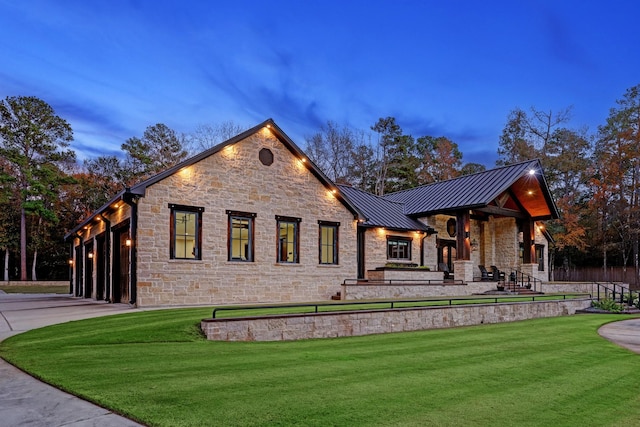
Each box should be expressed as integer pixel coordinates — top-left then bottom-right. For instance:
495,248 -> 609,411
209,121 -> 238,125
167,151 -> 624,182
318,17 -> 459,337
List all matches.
438,240 -> 457,273
113,230 -> 130,303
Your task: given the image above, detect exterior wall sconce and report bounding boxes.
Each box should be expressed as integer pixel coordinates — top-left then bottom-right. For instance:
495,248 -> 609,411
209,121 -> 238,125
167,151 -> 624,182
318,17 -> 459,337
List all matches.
471,239 -> 479,251
125,238 -> 132,247
68,259 -> 74,266
87,252 -> 94,259
465,231 -> 470,238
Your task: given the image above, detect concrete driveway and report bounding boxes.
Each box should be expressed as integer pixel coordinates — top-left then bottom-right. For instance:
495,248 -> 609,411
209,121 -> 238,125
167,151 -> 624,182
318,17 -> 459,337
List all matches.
0,293 -> 143,426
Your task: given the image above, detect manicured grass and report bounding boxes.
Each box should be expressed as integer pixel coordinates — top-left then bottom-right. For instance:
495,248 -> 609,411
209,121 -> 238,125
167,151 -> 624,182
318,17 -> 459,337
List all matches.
1,310 -> 639,426
0,285 -> 70,294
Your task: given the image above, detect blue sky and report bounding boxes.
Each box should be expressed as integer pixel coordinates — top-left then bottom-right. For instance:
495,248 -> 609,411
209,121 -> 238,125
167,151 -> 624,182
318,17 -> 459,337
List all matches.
1,1 -> 639,166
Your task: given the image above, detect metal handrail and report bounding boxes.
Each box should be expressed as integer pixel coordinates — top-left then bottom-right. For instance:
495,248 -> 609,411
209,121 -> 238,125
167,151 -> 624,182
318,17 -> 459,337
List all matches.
593,281 -> 638,305
507,269 -> 541,292
211,293 -> 591,319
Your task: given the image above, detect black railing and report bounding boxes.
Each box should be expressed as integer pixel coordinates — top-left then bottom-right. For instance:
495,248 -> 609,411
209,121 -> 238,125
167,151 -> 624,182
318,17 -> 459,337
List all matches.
593,281 -> 638,305
506,269 -> 541,292
211,293 -> 591,319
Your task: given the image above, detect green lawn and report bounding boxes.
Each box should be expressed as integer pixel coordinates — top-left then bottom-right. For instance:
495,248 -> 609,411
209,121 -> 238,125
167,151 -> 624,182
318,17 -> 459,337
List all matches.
0,285 -> 70,294
1,310 -> 639,426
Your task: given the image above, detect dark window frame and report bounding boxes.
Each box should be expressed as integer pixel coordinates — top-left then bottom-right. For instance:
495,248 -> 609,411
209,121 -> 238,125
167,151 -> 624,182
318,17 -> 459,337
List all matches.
387,236 -> 412,260
318,220 -> 339,265
169,204 -> 204,260
276,215 -> 301,263
227,210 -> 256,262
535,244 -> 545,271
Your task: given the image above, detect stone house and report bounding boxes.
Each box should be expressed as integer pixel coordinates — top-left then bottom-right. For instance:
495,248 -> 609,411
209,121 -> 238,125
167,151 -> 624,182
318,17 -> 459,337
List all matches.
66,119 -> 558,306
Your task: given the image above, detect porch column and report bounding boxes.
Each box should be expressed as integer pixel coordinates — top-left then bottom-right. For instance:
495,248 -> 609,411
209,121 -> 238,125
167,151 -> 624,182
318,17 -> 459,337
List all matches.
454,210 -> 474,283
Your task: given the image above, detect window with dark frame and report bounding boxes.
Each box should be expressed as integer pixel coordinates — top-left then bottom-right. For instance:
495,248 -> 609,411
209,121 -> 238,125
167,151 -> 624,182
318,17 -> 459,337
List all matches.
319,221 -> 339,265
276,216 -> 301,263
535,244 -> 545,271
387,236 -> 412,260
227,210 -> 256,262
169,204 -> 204,260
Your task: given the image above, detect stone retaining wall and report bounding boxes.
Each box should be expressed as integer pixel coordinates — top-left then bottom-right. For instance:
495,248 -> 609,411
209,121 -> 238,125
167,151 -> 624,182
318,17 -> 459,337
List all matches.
2,281 -> 69,287
540,282 -> 629,295
341,281 -> 497,300
201,298 -> 592,341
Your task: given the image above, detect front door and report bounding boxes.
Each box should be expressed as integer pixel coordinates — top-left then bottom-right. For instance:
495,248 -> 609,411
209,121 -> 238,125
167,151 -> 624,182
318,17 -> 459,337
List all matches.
438,239 -> 457,273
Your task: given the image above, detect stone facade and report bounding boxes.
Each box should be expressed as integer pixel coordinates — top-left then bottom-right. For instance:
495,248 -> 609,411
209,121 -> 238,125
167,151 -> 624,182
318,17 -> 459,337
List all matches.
201,298 -> 593,341
342,281 -> 496,300
134,129 -> 357,306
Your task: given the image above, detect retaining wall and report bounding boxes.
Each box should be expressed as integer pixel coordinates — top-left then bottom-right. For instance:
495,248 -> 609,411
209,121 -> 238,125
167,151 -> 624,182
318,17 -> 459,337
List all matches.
341,281 -> 497,299
2,281 -> 69,287
201,298 -> 592,341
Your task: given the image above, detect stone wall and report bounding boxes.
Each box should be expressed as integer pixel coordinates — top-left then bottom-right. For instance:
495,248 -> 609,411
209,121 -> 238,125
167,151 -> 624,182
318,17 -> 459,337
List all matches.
2,281 -> 69,287
540,281 -> 629,295
363,229 -> 427,275
135,128 -> 358,306
366,268 -> 444,282
201,298 -> 593,341
342,281 -> 496,299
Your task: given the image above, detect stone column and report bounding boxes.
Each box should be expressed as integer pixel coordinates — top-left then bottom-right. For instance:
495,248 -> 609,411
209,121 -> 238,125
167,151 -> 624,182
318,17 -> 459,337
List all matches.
454,259 -> 475,283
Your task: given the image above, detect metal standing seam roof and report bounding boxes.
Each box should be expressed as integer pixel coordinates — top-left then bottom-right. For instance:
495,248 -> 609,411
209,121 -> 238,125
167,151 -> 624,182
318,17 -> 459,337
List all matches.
337,185 -> 429,231
383,159 -> 552,216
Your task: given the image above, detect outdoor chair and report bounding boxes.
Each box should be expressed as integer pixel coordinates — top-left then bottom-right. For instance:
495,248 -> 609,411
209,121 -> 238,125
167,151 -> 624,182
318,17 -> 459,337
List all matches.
478,265 -> 493,281
490,265 -> 505,282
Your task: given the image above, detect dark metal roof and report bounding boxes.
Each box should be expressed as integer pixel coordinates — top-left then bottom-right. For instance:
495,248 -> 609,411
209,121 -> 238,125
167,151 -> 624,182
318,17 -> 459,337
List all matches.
338,185 -> 429,231
383,159 -> 559,219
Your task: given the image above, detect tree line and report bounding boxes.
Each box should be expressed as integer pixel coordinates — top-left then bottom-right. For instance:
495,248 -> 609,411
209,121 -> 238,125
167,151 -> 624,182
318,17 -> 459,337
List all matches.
1,84 -> 640,280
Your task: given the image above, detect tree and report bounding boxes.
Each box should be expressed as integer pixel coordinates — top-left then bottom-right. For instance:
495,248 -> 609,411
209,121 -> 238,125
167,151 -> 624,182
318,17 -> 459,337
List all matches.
371,117 -> 402,195
592,84 -> 640,277
121,123 -> 187,185
496,107 -> 572,166
0,96 -> 75,280
459,162 -> 486,176
186,121 -> 246,154
542,127 -> 593,273
416,136 -> 462,183
83,155 -> 126,206
305,121 -> 356,183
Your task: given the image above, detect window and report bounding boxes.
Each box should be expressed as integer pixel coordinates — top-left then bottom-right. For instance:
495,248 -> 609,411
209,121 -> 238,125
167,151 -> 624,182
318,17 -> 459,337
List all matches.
169,204 -> 204,260
536,244 -> 545,271
387,236 -> 412,260
319,221 -> 339,265
227,210 -> 255,261
276,216 -> 301,263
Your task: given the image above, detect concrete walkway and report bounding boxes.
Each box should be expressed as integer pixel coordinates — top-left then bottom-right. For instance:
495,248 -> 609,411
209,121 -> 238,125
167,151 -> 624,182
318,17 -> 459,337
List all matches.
598,317 -> 640,354
0,293 -> 144,427
1,292 -> 639,427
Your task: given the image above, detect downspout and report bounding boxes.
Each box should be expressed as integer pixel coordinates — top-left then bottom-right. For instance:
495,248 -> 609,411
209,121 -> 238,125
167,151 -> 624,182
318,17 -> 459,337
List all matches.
123,189 -> 139,306
99,214 -> 111,302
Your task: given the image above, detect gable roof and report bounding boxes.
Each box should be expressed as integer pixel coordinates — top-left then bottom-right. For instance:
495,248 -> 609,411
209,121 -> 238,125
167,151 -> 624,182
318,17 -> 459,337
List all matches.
65,119 -> 363,240
338,185 -> 430,231
383,159 -> 559,220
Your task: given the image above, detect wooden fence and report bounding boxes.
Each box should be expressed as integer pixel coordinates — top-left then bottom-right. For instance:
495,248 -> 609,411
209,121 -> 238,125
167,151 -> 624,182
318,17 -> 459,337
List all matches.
553,266 -> 639,288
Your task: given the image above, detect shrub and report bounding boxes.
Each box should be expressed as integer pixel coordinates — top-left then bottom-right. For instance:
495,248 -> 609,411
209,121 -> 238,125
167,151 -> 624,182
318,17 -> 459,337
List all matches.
591,298 -> 623,313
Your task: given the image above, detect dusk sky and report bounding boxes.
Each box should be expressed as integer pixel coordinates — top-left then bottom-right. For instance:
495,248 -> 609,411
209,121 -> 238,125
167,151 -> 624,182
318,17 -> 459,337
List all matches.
2,1 -> 639,166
